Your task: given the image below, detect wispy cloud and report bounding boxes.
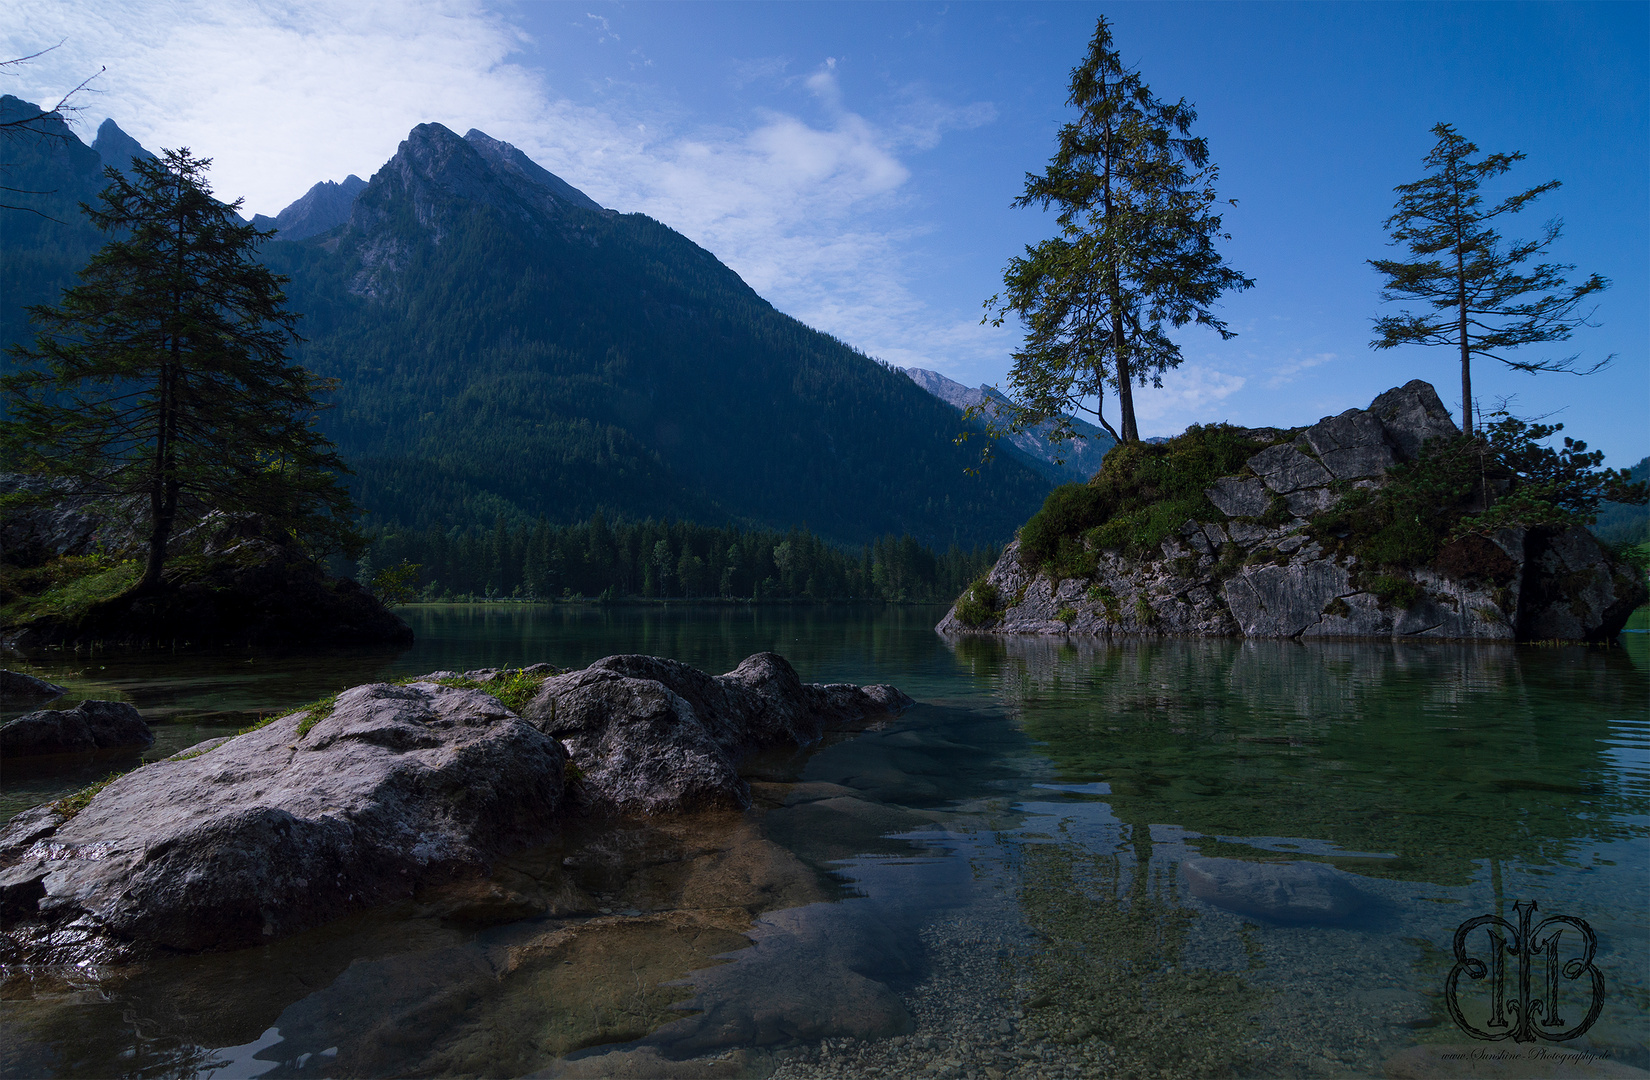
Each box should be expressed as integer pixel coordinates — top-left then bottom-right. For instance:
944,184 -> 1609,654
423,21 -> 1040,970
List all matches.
2,0 -> 1001,378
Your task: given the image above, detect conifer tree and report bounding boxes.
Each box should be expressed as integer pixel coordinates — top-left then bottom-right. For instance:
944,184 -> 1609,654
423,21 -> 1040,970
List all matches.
985,18 -> 1252,447
2,148 -> 358,591
1370,123 -> 1611,435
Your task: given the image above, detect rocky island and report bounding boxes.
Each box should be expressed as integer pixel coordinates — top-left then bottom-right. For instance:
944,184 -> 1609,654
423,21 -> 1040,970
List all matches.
0,477 -> 412,650
0,652 -> 910,965
940,381 -> 1646,642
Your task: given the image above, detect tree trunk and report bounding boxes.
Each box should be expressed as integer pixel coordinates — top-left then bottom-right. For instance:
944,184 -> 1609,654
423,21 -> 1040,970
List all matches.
1112,308 -> 1139,443
1458,290 -> 1472,436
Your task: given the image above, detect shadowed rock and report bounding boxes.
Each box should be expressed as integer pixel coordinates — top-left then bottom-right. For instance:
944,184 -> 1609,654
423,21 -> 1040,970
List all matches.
522,653 -> 913,815
0,682 -> 566,960
1,700 -> 151,757
0,670 -> 66,704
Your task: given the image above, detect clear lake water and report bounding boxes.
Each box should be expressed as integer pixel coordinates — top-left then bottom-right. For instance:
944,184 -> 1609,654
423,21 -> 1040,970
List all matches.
2,603 -> 1647,1078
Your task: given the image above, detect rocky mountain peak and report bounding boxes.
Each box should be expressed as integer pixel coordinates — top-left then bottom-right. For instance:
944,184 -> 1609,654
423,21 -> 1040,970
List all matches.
91,118 -> 155,180
462,128 -> 604,213
252,174 -> 366,241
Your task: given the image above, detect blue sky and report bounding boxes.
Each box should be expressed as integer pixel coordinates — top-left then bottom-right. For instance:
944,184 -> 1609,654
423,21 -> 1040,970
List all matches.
6,1 -> 1646,464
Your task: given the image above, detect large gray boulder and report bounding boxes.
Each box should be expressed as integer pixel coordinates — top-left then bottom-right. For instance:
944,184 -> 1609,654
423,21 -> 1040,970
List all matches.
1,700 -> 152,756
522,653 -> 913,815
0,681 -> 566,960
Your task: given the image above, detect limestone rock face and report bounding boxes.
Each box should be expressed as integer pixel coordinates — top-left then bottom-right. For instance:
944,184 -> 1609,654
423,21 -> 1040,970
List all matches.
522,653 -> 913,815
0,682 -> 566,960
1,701 -> 152,756
1367,379 -> 1458,461
939,380 -> 1645,642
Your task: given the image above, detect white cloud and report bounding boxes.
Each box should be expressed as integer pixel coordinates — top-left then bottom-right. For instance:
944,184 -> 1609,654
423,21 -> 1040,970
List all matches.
1131,363 -> 1249,435
2,0 -> 999,379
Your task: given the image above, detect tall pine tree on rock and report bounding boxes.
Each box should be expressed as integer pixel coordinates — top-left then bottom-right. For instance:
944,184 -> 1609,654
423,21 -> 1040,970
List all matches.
1370,123 -> 1611,436
984,17 -> 1251,449
2,148 -> 358,592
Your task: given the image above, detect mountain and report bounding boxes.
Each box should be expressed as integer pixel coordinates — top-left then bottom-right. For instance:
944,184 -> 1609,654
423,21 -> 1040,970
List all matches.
251,174 -> 367,240
3,104 -> 1053,548
1592,455 -> 1649,546
902,367 -> 1114,484
92,117 -> 155,179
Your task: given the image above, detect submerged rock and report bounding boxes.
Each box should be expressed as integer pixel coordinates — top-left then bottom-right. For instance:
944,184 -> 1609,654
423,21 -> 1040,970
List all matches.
0,681 -> 566,960
1180,857 -> 1372,925
1,700 -> 152,756
522,653 -> 913,815
941,380 -> 1646,642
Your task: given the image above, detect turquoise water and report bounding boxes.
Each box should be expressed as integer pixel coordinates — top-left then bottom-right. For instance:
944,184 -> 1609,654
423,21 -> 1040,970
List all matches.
2,604 -> 1647,1077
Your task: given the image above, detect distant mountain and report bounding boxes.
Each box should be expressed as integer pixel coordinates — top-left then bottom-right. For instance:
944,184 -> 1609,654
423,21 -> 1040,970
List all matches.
91,117 -> 155,179
3,103 -> 1052,548
902,367 -> 1114,484
251,174 -> 367,240
1592,455 -> 1649,547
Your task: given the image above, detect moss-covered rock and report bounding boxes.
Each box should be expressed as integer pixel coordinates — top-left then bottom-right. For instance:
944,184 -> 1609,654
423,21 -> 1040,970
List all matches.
940,381 -> 1646,642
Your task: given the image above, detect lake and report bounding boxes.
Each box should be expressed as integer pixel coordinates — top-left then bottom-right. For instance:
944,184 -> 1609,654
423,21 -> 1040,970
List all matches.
3,603 -> 1647,1078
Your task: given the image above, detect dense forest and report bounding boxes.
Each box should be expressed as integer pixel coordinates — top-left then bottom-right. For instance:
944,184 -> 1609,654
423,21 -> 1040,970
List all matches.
1,104 -> 1052,551
358,514 -> 998,603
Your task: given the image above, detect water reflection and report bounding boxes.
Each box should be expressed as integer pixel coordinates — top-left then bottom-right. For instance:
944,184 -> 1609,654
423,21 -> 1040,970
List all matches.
2,608 -> 1645,1077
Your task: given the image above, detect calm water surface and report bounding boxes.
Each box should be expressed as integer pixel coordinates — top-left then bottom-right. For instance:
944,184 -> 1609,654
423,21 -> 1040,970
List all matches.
2,604 -> 1647,1078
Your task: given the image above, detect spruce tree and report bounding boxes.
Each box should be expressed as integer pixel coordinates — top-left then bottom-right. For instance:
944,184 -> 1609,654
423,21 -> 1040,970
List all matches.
2,148 -> 358,591
1370,123 -> 1611,435
985,18 -> 1252,447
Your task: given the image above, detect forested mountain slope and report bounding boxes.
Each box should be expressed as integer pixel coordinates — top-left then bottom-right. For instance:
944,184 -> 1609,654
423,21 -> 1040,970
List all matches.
1,101 -> 1050,548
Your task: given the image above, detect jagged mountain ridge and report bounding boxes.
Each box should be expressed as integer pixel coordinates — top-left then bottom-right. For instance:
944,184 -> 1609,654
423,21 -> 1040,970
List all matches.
902,367 -> 1115,484
2,99 -> 1052,546
251,175 -> 367,241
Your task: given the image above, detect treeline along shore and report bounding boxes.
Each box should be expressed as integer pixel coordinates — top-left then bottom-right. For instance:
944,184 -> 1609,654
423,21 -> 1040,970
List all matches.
359,511 -> 999,603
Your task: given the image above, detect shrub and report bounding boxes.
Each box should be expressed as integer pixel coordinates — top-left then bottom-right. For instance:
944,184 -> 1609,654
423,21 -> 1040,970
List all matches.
1086,582 -> 1120,620
1056,605 -> 1078,625
954,577 -> 1001,628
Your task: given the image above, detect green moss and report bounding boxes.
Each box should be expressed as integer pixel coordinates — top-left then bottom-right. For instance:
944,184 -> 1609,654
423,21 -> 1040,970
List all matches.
954,577 -> 1001,628
1056,605 -> 1078,625
1133,595 -> 1157,624
0,556 -> 142,625
1322,596 -> 1351,618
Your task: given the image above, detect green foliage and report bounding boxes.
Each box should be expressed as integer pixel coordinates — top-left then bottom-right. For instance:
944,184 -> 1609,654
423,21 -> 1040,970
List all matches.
954,577 -> 1001,628
1369,575 -> 1422,610
1056,605 -> 1078,625
985,18 -> 1252,446
2,148 -> 361,590
0,555 -> 142,624
1086,582 -> 1120,619
434,670 -> 548,715
1370,123 -> 1611,434
1018,424 -> 1263,566
369,560 -> 422,605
